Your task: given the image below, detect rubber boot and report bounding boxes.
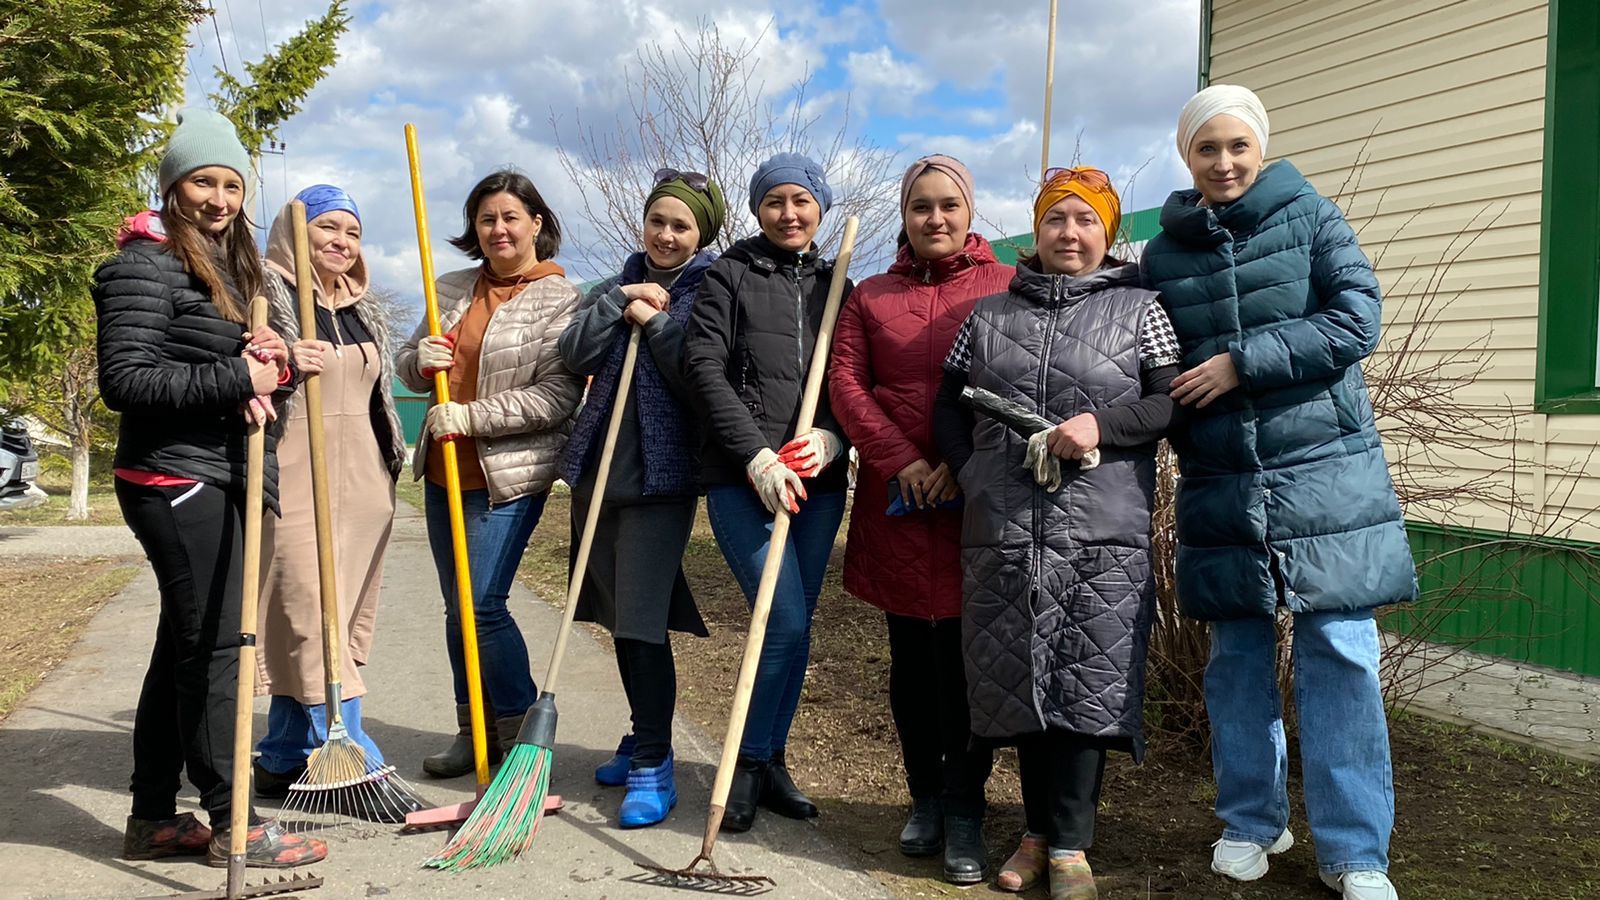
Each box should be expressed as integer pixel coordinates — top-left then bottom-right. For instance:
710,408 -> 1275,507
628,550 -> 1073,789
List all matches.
422,703 -> 500,778
595,734 -> 636,786
494,711 -> 527,758
618,753 -> 677,828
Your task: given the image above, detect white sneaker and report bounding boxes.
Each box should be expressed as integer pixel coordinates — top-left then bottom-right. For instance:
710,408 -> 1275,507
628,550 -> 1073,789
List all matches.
1320,870 -> 1398,900
1210,829 -> 1293,881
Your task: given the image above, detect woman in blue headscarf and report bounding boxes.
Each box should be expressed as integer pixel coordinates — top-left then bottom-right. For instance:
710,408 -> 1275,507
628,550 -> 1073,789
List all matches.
253,185 -> 412,819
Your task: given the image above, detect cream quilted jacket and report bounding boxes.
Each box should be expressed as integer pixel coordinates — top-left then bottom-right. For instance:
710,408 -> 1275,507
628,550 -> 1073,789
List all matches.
397,266 -> 584,503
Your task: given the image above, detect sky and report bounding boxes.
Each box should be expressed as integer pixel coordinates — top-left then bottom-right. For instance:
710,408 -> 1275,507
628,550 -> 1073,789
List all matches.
186,0 -> 1200,297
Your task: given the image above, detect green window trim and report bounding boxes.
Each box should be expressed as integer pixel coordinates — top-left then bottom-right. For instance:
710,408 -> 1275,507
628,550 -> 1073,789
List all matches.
1535,0 -> 1600,415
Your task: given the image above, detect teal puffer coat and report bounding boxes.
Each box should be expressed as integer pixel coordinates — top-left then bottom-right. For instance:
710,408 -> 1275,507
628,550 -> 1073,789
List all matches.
1141,160 -> 1416,620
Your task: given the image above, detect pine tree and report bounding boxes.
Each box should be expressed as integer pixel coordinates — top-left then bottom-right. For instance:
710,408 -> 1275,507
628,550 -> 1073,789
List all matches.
212,1 -> 350,150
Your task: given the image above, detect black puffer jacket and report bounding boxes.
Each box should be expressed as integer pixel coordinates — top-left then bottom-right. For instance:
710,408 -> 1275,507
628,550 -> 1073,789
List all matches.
93,238 -> 286,508
682,233 -> 853,493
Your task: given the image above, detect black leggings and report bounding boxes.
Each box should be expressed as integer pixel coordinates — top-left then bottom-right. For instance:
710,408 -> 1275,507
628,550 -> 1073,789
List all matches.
885,613 -> 993,818
614,637 -> 676,769
117,479 -> 255,828
1015,728 -> 1107,850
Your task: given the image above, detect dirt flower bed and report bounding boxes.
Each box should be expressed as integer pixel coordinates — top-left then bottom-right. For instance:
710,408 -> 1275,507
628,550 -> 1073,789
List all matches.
519,492 -> 1600,899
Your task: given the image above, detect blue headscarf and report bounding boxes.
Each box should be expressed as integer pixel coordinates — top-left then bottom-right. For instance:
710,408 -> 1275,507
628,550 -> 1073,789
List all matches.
747,153 -> 833,216
295,183 -> 360,225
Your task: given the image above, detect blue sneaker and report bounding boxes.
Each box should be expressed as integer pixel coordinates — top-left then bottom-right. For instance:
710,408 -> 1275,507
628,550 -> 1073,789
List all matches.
618,753 -> 677,828
594,734 -> 636,786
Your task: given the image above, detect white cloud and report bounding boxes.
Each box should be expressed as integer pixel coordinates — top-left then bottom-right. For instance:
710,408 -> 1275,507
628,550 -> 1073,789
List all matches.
844,47 -> 934,114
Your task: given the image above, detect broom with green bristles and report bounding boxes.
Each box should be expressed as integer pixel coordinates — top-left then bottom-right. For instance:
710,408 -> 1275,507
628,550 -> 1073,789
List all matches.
424,324 -> 644,871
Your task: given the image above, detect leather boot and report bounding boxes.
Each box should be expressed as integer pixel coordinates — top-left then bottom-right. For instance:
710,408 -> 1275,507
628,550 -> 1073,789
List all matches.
899,797 -> 944,856
760,750 -> 817,819
422,703 -> 500,777
494,711 -> 527,758
943,814 -> 990,884
720,756 -> 766,833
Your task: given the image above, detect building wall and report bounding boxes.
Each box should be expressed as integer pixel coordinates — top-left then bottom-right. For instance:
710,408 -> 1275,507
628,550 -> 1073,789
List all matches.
1210,0 -> 1600,543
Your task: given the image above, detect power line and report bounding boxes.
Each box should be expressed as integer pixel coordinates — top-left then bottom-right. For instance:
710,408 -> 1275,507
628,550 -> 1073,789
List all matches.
219,0 -> 249,69
209,12 -> 232,77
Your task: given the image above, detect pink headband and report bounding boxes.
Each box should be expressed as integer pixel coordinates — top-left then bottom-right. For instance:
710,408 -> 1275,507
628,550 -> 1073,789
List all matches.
900,154 -> 975,215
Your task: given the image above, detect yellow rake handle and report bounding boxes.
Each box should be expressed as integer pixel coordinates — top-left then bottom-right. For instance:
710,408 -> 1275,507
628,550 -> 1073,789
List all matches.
406,123 -> 492,788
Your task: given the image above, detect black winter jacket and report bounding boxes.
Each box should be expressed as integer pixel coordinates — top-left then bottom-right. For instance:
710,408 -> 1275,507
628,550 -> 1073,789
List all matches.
93,238 -> 288,509
682,234 -> 853,493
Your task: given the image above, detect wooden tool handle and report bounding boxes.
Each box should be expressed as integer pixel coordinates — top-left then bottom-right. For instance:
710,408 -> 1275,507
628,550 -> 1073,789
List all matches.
700,216 -> 859,846
227,294 -> 270,894
1041,0 -> 1059,180
290,202 -> 347,717
406,123 -> 490,786
544,327 -> 641,694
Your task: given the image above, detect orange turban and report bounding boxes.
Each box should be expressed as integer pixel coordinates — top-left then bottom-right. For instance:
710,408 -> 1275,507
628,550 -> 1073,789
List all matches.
1032,167 -> 1121,247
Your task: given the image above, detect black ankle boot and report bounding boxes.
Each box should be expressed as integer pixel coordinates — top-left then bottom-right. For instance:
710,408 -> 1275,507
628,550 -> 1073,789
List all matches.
422,704 -> 500,778
899,797 -> 944,856
760,750 -> 817,819
942,814 -> 989,884
720,756 -> 766,833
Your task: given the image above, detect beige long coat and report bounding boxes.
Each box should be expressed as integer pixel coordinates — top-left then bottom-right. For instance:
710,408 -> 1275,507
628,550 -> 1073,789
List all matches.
256,207 -> 406,704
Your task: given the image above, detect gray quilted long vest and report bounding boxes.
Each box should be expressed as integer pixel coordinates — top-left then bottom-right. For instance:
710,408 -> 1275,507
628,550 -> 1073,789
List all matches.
957,262 -> 1158,752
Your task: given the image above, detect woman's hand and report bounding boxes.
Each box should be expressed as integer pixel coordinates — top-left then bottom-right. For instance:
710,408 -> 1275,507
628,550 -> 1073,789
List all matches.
245,354 -> 282,395
922,462 -> 961,506
1046,413 -> 1100,460
895,458 -> 934,508
243,325 -> 289,366
293,339 -> 333,376
1171,352 -> 1240,407
240,394 -> 277,426
624,299 -> 662,327
620,283 -> 670,310
416,334 -> 456,376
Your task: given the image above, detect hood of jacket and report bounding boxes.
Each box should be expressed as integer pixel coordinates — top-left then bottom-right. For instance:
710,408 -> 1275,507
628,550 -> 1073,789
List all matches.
1007,257 -> 1141,307
117,210 -> 166,248
720,232 -> 828,277
263,199 -> 370,309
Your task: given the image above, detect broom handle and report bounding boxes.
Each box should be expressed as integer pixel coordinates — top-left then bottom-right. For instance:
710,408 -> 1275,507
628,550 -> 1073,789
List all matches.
544,326 -> 641,693
227,295 -> 269,897
406,124 -> 492,787
1041,0 -> 1059,180
698,216 -> 857,853
290,201 -> 349,726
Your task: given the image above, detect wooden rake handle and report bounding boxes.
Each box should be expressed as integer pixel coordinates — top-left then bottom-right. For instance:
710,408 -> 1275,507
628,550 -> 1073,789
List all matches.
698,216 -> 859,853
227,294 -> 270,896
544,326 -> 642,693
290,201 -> 348,718
406,123 -> 491,787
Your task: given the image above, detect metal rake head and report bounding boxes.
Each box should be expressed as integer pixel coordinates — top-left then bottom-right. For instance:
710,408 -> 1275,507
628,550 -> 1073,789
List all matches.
277,756 -> 428,835
632,856 -> 775,895
137,872 -> 324,899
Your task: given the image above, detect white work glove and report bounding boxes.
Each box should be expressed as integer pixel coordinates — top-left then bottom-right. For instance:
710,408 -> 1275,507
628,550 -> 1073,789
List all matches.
777,428 -> 843,478
1024,429 -> 1063,492
427,401 -> 473,440
416,334 -> 456,377
1023,429 -> 1102,491
746,447 -> 807,515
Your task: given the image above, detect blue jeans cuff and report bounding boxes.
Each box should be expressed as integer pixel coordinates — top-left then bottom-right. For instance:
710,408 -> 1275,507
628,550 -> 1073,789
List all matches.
1221,827 -> 1285,847
1320,862 -> 1388,876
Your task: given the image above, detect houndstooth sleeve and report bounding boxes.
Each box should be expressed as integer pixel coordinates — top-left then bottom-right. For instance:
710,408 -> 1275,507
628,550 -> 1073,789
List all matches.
1138,298 -> 1181,370
943,313 -> 977,376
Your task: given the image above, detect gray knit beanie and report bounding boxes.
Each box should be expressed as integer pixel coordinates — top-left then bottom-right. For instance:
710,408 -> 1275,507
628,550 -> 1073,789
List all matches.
158,109 -> 251,195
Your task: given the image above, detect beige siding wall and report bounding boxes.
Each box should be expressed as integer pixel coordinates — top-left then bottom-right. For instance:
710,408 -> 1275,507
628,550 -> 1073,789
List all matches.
1208,0 -> 1600,543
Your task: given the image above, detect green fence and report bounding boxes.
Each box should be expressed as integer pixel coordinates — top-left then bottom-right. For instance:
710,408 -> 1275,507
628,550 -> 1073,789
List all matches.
394,376 -> 427,446
1388,522 -> 1600,677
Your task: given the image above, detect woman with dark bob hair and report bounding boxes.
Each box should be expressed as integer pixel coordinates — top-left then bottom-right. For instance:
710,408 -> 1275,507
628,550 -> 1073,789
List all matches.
397,170 -> 585,776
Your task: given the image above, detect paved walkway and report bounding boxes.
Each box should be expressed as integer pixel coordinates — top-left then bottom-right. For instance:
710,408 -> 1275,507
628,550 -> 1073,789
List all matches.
0,502 -> 888,900
1387,639 -> 1600,762
0,523 -> 143,559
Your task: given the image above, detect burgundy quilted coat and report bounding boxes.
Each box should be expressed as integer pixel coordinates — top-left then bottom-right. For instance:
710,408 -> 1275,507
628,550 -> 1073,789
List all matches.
830,233 -> 1014,620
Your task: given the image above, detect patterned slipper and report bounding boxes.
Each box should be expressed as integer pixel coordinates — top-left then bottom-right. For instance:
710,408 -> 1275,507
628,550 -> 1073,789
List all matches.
1049,849 -> 1097,900
123,813 -> 211,860
997,834 -> 1048,892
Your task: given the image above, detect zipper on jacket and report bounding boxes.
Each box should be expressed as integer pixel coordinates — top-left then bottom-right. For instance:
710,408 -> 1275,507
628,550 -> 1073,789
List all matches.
792,268 -> 805,391
1029,277 -> 1061,603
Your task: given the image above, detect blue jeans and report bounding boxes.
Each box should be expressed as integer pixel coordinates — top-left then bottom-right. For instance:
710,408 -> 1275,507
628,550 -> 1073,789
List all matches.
1206,609 -> 1394,875
424,482 -> 546,717
257,695 -> 383,773
706,485 -> 846,761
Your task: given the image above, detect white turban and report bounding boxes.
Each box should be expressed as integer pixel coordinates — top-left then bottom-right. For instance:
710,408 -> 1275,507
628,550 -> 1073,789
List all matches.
1176,83 -> 1270,160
